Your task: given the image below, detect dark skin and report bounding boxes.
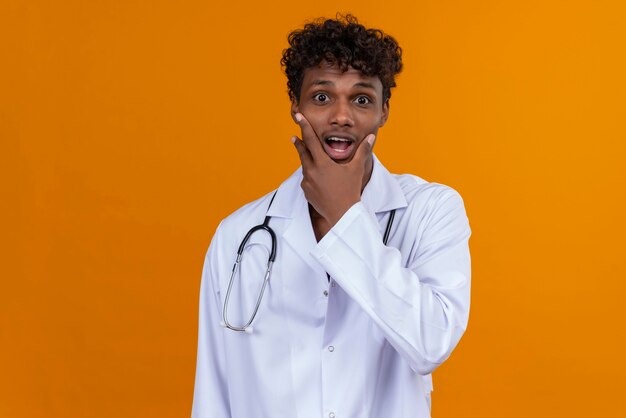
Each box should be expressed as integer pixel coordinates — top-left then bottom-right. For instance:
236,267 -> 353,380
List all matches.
290,63 -> 389,241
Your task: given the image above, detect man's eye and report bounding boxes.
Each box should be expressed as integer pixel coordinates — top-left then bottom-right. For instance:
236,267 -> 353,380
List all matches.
314,93 -> 328,102
355,96 -> 371,105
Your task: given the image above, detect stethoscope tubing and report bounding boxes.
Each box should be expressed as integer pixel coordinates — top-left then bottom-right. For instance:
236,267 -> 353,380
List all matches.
221,191 -> 395,333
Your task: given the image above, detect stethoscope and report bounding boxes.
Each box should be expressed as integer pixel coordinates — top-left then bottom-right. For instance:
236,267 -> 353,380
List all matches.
221,191 -> 396,333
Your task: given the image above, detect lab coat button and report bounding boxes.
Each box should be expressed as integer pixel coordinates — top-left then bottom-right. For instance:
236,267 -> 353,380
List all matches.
323,290 -> 329,297
329,413 -> 335,418
328,345 -> 335,352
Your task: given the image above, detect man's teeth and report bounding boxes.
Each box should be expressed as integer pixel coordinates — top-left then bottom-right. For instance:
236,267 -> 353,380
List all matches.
325,137 -> 353,153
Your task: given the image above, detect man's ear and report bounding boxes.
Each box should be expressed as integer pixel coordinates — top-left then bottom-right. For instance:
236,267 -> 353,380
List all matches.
379,100 -> 390,127
290,97 -> 300,123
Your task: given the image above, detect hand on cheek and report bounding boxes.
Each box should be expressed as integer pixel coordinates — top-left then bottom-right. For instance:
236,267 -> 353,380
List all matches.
291,112 -> 375,227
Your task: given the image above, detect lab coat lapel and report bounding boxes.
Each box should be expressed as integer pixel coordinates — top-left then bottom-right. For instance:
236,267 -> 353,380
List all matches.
282,196 -> 327,276
267,167 -> 327,277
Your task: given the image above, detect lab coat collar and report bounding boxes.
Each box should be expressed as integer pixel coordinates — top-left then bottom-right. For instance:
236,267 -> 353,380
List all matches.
266,154 -> 408,219
361,155 -> 409,214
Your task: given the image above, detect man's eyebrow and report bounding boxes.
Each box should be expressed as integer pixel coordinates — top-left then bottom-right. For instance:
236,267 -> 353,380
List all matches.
306,80 -> 378,91
308,79 -> 335,87
353,81 -> 377,90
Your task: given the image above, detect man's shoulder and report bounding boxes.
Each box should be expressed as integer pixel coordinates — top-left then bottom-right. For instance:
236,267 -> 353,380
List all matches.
218,190 -> 277,234
392,172 -> 465,207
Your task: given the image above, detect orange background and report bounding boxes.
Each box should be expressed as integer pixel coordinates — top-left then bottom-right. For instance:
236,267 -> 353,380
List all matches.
2,0 -> 625,417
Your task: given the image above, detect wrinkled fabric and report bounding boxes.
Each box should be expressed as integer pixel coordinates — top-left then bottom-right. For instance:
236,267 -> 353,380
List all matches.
192,156 -> 471,418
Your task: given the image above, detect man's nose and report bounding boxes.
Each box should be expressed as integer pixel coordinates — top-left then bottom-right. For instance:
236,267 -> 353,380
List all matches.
329,99 -> 354,127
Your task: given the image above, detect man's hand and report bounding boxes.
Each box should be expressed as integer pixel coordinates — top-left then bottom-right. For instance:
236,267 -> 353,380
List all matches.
291,112 -> 375,227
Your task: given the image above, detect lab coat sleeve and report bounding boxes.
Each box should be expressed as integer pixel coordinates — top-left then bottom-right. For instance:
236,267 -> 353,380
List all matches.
191,224 -> 231,417
310,188 -> 471,375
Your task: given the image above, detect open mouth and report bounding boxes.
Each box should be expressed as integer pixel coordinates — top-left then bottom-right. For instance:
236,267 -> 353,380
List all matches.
323,136 -> 356,160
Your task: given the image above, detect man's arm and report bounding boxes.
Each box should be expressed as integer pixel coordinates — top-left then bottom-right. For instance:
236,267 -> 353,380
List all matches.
191,224 -> 231,417
311,189 -> 471,375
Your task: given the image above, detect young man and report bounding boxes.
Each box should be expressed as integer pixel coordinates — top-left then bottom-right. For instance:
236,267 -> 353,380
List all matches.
192,15 -> 471,418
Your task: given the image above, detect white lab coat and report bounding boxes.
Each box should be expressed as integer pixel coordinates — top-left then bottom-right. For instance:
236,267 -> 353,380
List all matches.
192,155 -> 471,418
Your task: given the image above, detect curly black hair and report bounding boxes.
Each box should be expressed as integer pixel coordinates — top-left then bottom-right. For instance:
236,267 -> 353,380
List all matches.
281,14 -> 403,104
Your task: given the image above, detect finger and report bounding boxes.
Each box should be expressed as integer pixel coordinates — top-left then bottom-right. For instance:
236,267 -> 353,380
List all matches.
291,135 -> 313,165
294,113 -> 327,161
353,134 -> 376,163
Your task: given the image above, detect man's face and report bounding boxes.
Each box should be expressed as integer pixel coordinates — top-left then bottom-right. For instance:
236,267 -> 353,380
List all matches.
291,63 -> 389,162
